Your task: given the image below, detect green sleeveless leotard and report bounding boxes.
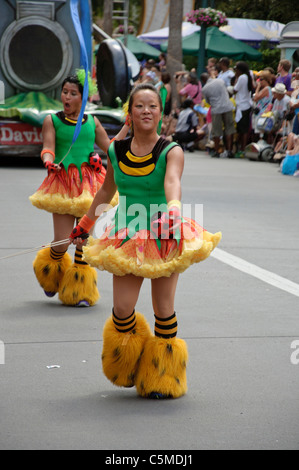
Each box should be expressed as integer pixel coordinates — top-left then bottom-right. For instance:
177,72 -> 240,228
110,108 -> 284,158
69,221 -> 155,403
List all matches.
108,137 -> 179,250
52,113 -> 96,180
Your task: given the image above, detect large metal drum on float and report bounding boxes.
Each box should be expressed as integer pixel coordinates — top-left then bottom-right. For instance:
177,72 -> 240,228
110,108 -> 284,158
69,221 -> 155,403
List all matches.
0,0 -> 84,99
96,35 -> 140,108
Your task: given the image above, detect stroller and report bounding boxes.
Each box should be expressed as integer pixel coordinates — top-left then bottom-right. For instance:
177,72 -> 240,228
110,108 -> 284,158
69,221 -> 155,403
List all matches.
244,110 -> 283,162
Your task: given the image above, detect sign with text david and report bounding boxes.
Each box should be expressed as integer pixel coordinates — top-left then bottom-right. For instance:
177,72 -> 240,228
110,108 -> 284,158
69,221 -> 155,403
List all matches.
0,122 -> 42,146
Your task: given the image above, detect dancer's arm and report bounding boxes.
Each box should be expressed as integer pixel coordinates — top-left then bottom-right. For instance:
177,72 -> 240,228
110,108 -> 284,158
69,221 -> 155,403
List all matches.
87,157 -> 117,220
94,116 -> 110,154
164,145 -> 184,232
70,157 -> 117,242
41,116 -> 61,172
164,145 -> 184,204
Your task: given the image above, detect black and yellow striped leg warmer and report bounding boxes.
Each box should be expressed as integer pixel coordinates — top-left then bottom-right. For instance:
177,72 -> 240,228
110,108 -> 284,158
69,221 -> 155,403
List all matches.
50,247 -> 67,262
102,310 -> 152,388
112,309 -> 137,333
33,247 -> 72,295
135,312 -> 188,399
155,312 -> 178,339
74,247 -> 88,266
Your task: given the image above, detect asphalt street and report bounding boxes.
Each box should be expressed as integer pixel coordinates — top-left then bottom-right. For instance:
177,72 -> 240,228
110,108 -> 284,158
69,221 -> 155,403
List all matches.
0,151 -> 299,451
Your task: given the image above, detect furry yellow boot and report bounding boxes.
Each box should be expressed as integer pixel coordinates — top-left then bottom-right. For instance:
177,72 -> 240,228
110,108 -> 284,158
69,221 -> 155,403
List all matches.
33,247 -> 72,296
58,263 -> 100,306
135,336 -> 188,399
102,312 -> 152,388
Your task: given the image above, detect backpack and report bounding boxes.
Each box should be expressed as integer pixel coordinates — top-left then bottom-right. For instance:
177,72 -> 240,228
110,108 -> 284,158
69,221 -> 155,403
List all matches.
281,154 -> 299,175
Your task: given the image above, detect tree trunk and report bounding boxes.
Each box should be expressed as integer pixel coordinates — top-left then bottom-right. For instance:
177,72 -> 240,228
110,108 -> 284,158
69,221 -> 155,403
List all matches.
103,0 -> 113,37
167,0 -> 184,109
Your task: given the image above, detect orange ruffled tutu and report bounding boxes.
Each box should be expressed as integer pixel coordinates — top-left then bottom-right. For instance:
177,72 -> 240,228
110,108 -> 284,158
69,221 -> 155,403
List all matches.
30,164 -> 118,218
83,217 -> 222,279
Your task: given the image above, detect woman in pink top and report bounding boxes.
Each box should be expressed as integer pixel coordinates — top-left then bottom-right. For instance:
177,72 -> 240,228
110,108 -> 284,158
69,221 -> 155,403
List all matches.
178,72 -> 202,105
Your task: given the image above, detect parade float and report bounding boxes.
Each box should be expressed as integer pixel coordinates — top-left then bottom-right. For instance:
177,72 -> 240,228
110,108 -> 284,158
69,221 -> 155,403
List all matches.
0,0 -> 139,158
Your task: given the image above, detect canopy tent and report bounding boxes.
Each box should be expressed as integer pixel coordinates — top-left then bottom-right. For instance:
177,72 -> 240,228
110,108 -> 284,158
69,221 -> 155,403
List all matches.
160,27 -> 262,61
220,18 -> 285,47
138,18 -> 285,48
117,35 -> 160,60
138,22 -> 200,47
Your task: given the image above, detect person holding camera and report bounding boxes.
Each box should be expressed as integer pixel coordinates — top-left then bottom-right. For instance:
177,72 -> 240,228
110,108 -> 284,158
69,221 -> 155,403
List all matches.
177,72 -> 202,106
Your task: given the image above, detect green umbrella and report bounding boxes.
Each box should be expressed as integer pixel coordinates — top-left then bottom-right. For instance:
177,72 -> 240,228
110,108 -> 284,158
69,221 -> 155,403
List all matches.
117,35 -> 161,61
161,26 -> 262,61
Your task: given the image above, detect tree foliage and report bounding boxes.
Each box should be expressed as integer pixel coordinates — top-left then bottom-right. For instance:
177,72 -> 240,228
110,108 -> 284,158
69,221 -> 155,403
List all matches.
93,0 -> 297,31
201,0 -> 298,25
91,0 -> 292,72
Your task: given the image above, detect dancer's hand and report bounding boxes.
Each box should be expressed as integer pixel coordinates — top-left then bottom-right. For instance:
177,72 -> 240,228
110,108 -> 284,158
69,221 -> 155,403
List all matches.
89,152 -> 103,173
150,210 -> 181,240
69,215 -> 95,243
69,226 -> 89,243
44,161 -> 61,173
168,206 -> 181,232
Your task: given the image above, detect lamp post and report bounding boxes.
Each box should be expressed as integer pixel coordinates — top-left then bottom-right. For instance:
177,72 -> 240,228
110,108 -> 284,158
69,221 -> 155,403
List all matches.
197,0 -> 216,77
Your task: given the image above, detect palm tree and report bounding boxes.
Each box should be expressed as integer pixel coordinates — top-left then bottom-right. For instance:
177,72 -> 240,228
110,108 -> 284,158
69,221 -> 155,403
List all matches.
167,0 -> 184,106
103,0 -> 113,36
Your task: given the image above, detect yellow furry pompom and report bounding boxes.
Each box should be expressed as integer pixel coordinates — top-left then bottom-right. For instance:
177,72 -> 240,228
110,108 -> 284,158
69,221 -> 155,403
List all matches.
33,247 -> 72,293
58,263 -> 100,306
102,312 -> 152,388
135,336 -> 189,399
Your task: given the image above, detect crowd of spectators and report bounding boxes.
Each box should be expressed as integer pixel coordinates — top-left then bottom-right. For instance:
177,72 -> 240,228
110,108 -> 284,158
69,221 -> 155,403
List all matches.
135,55 -> 299,161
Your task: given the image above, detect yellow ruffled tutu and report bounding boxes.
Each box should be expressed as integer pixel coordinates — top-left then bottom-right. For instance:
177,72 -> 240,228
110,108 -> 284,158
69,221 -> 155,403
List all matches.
83,218 -> 221,279
30,164 -> 118,218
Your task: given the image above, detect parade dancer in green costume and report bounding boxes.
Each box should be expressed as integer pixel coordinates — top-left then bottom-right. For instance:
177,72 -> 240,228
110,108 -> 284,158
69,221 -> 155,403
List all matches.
30,73 -> 125,307
70,83 -> 221,397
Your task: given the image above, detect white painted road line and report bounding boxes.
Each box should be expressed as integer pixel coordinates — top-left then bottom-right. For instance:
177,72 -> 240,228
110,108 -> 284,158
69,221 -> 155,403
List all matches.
211,248 -> 299,298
